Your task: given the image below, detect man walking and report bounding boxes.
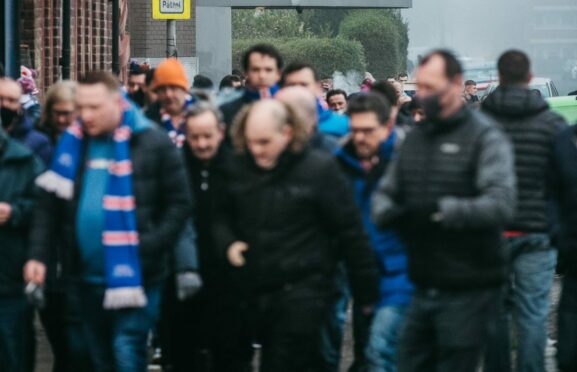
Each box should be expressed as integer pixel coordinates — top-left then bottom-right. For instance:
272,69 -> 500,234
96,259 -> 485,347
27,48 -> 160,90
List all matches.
482,50 -> 567,372
372,50 -> 516,372
25,71 -> 191,372
337,93 -> 413,372
216,99 -> 379,372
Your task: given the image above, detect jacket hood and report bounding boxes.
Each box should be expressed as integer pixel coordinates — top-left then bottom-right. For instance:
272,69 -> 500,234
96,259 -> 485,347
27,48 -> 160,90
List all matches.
482,85 -> 549,118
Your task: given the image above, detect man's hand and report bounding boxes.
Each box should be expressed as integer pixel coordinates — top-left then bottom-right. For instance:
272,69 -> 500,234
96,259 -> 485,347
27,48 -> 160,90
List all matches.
0,203 -> 12,225
227,241 -> 249,267
24,260 -> 46,285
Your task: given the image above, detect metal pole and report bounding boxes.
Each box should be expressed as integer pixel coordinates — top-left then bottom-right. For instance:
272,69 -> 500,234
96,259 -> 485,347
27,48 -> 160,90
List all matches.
4,0 -> 20,78
112,0 -> 120,74
62,0 -> 71,79
166,20 -> 177,58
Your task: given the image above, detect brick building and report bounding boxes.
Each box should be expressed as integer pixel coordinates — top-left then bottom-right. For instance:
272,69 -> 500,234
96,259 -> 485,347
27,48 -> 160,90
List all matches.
20,0 -> 123,93
127,0 -> 198,84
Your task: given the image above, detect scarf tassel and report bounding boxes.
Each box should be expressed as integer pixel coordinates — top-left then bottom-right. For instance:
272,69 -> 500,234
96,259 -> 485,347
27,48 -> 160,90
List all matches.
35,170 -> 75,200
103,287 -> 147,309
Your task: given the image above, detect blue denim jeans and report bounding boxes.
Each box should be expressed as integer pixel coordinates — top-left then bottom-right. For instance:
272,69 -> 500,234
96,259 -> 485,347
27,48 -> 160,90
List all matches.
484,234 -> 556,372
366,305 -> 408,372
0,295 -> 33,372
319,266 -> 350,372
77,284 -> 163,372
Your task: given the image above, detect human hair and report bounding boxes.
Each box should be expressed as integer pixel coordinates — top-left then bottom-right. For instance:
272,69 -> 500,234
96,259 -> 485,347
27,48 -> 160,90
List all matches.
419,49 -> 463,80
371,80 -> 398,106
230,100 -> 309,154
129,61 -> 145,76
347,92 -> 391,125
145,68 -> 156,86
40,80 -> 77,127
280,62 -> 319,86
242,44 -> 284,72
192,74 -> 214,90
398,72 -> 408,79
465,80 -> 477,87
184,101 -> 223,125
498,50 -> 531,85
219,74 -> 242,90
326,89 -> 347,102
78,71 -> 121,92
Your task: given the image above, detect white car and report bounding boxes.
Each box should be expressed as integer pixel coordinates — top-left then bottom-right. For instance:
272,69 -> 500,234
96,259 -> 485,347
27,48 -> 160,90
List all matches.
482,78 -> 560,99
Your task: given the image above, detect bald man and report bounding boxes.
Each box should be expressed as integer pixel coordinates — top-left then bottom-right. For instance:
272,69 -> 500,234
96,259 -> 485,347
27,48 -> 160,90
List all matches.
0,78 -> 52,165
275,86 -> 339,154
215,99 -> 379,372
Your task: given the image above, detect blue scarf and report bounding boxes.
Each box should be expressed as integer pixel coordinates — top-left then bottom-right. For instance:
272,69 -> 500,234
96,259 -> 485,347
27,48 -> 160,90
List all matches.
243,84 -> 280,103
161,95 -> 195,148
36,101 -> 146,309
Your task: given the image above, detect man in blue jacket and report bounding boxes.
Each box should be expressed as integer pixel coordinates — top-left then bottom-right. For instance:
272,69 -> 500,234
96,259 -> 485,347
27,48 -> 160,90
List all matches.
336,93 -> 413,372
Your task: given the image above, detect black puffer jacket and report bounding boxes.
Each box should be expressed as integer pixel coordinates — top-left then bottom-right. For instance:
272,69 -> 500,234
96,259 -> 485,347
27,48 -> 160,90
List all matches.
482,86 -> 567,233
372,107 -> 516,290
214,148 -> 379,306
28,127 -> 191,286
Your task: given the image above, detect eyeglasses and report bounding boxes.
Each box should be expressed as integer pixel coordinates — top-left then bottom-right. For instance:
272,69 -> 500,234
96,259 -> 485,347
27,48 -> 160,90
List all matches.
350,127 -> 378,135
52,110 -> 75,117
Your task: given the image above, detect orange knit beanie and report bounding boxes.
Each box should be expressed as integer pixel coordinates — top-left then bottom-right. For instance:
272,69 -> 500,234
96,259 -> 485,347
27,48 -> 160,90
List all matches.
152,58 -> 189,91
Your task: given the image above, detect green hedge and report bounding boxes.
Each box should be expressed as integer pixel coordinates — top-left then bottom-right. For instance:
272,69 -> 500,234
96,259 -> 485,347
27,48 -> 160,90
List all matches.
232,37 -> 366,79
339,10 -> 408,79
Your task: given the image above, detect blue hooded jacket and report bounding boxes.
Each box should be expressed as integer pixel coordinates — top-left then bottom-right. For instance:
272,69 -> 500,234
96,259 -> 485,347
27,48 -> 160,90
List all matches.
317,100 -> 349,138
335,131 -> 413,308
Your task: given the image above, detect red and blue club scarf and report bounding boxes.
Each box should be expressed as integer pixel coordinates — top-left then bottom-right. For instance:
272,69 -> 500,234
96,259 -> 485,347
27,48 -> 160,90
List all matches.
36,101 -> 147,309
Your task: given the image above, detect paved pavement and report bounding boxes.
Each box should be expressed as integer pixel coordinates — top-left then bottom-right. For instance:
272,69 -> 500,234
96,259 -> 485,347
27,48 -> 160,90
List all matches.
35,278 -> 563,372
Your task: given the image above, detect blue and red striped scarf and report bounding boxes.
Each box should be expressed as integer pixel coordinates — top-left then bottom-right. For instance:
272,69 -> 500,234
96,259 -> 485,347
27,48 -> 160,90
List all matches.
160,95 -> 195,148
36,101 -> 146,309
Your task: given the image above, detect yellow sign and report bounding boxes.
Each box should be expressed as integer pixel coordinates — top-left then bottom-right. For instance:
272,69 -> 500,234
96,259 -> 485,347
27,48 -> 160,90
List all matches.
153,0 -> 191,20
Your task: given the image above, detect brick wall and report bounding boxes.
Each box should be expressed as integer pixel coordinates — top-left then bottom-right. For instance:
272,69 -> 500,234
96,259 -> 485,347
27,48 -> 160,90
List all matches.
128,0 -> 196,60
20,0 -> 113,94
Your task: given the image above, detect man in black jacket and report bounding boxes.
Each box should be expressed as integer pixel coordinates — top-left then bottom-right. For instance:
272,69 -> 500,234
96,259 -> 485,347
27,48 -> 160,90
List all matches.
551,125 -> 577,372
164,101 -> 252,372
24,71 -> 191,372
217,99 -> 379,372
0,126 -> 43,372
482,50 -> 567,372
372,50 -> 516,372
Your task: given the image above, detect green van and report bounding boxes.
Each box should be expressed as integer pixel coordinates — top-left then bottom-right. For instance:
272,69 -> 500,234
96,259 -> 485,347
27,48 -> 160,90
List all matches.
547,95 -> 577,125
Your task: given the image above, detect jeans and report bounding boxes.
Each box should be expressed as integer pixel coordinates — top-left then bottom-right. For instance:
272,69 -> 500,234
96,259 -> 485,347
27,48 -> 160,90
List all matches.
78,284 -> 162,372
366,305 -> 408,372
319,266 -> 350,372
319,266 -> 370,372
557,274 -> 577,371
398,287 -> 499,372
0,295 -> 33,372
484,234 -> 556,372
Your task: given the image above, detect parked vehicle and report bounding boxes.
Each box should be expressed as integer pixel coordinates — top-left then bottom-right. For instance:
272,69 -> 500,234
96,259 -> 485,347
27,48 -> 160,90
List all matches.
547,95 -> 577,125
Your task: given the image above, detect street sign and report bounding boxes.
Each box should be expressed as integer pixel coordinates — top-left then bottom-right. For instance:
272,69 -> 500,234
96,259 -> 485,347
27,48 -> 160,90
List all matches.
152,0 -> 191,19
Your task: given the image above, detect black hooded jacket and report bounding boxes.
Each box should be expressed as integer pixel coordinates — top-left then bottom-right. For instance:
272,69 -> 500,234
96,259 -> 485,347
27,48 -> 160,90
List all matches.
482,86 -> 567,233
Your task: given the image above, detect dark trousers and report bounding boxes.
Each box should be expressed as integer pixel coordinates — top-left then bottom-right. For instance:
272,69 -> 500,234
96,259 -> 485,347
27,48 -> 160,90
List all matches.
558,274 -> 577,372
39,289 -> 93,372
160,278 -> 253,372
255,289 -> 330,372
398,287 -> 500,372
0,295 -> 32,372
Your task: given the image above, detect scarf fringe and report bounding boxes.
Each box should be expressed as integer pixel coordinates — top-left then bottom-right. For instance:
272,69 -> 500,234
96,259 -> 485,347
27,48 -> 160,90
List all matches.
35,170 -> 74,200
103,287 -> 147,309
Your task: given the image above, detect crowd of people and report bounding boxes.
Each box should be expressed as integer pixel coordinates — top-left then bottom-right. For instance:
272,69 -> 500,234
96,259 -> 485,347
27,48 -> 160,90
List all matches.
0,44 -> 576,372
